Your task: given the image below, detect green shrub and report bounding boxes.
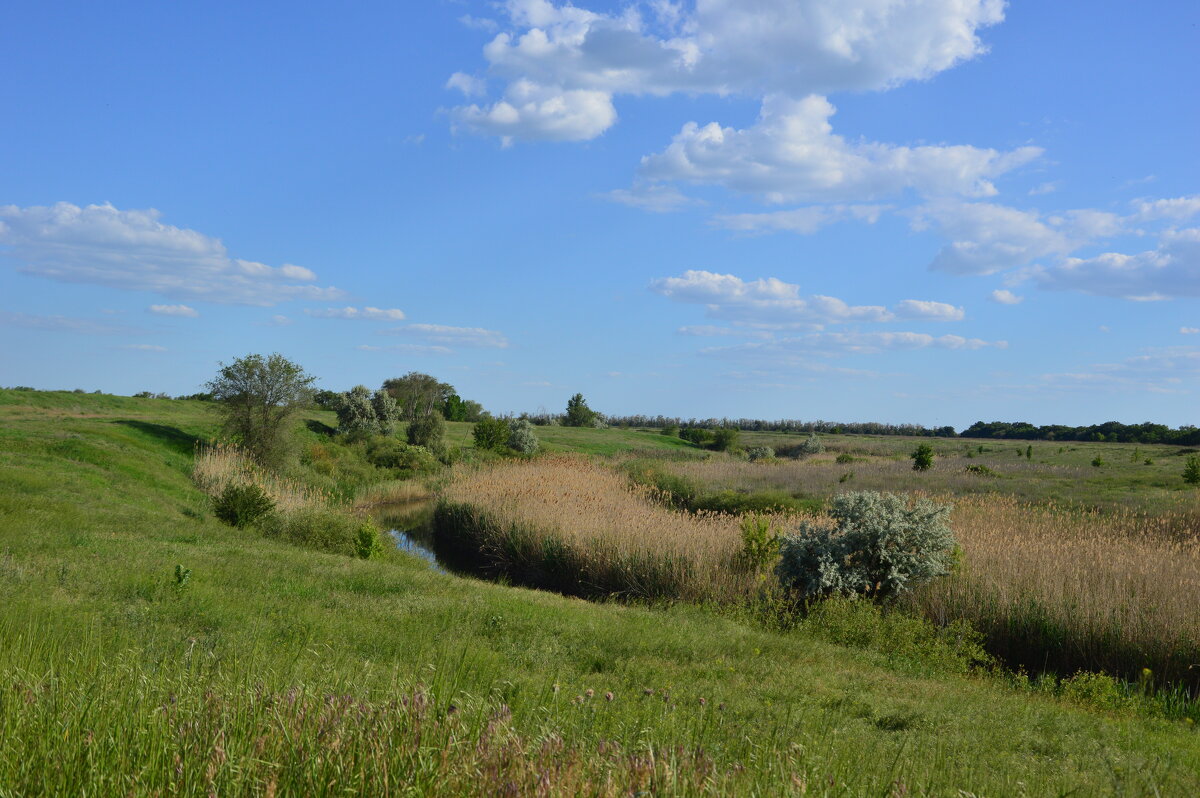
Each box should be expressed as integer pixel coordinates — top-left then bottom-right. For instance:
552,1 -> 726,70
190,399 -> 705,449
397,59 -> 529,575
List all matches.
910,444 -> 934,471
660,425 -> 679,437
798,434 -> 824,456
212,483 -> 275,528
406,412 -> 446,450
364,437 -> 439,475
735,514 -> 780,573
746,446 -> 775,462
354,520 -> 385,560
838,471 -> 853,483
258,507 -> 362,557
777,492 -> 955,601
679,427 -> 712,446
710,428 -> 740,452
1183,455 -> 1200,485
835,453 -> 856,464
1060,671 -> 1132,713
473,417 -> 510,452
964,464 -> 994,476
1091,456 -> 1105,468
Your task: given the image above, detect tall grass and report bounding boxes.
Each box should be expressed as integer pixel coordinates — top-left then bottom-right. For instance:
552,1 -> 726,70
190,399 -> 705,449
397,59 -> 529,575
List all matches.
907,495 -> 1200,690
193,442 -> 329,512
435,457 -> 778,602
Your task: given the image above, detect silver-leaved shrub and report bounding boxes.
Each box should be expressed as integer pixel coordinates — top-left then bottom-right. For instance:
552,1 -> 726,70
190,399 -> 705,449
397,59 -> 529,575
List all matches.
776,491 -> 955,601
507,417 -> 540,455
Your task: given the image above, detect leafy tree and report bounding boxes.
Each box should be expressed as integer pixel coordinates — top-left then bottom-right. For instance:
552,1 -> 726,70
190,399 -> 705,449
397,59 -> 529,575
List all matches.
910,443 -> 934,472
383,372 -> 454,422
711,427 -> 739,452
332,386 -> 379,438
443,393 -> 468,422
564,393 -> 599,427
406,411 -> 446,451
473,417 -> 510,451
1183,455 -> 1200,486
370,389 -> 399,436
206,353 -> 315,467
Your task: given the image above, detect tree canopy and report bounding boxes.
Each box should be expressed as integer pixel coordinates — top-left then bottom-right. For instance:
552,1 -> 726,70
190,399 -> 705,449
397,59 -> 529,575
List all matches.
206,353 -> 315,466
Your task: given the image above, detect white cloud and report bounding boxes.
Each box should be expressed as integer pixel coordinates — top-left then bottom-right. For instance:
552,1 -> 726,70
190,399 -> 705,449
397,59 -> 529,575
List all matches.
990,289 -> 1023,305
712,204 -> 887,234
704,331 -> 1004,360
639,95 -> 1040,204
603,184 -> 701,213
893,299 -> 965,322
914,201 -> 1074,275
679,325 -> 772,339
450,79 -> 617,144
1181,327 -> 1199,335
446,71 -> 487,97
120,344 -> 167,352
306,306 -> 407,321
0,310 -> 145,336
1034,228 -> 1200,301
379,323 -> 510,349
269,314 -> 292,326
452,0 -> 1006,143
1028,181 -> 1059,196
1130,195 -> 1200,223
651,269 -> 963,328
1034,347 -> 1200,394
149,304 -> 199,318
0,203 -> 344,306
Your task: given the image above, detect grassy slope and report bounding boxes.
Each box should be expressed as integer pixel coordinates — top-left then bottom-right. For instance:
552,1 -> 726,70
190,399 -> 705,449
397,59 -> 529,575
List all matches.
1,391 -> 1198,795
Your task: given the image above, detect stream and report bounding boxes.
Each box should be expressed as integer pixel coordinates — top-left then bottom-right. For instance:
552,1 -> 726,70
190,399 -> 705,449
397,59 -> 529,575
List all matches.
370,499 -> 448,572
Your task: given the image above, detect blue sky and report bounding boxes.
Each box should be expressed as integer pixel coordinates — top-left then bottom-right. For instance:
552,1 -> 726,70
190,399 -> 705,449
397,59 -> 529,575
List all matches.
1,0 -> 1197,428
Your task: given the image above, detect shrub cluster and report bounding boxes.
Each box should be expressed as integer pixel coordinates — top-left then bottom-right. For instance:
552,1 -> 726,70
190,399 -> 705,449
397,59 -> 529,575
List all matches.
332,386 -> 400,438
746,446 -> 775,462
212,483 -> 275,528
777,492 -> 955,601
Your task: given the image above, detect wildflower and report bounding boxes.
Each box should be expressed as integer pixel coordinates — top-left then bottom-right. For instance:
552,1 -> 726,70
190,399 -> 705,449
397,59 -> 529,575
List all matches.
605,691 -> 614,702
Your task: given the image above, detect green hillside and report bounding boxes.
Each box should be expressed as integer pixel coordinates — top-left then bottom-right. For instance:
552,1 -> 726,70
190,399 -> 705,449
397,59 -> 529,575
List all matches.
1,389 -> 1197,795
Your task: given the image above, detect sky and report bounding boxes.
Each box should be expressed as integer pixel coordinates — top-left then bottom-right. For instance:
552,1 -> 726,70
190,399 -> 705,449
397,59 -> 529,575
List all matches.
1,0 -> 1197,429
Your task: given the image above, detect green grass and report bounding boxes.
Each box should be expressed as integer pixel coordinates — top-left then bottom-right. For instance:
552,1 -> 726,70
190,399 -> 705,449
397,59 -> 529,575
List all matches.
2,390 -> 1199,794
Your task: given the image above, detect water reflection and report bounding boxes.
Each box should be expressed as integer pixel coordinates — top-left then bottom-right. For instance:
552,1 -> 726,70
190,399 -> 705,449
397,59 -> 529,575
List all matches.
370,499 -> 444,572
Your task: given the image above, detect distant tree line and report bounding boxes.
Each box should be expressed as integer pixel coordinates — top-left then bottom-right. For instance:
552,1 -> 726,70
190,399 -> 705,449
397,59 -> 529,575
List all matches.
959,420 -> 1200,445
602,415 -> 958,438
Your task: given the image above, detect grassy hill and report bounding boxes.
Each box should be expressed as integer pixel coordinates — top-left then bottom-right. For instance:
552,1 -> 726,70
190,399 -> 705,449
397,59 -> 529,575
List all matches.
1,389 -> 1198,795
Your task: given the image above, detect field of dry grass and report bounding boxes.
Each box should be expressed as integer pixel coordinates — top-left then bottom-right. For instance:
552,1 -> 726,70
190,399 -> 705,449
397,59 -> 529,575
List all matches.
193,442 -> 328,512
440,456 -> 1200,689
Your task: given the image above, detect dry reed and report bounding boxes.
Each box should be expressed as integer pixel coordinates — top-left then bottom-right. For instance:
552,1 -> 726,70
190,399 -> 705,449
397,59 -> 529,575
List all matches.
193,442 -> 328,512
438,456 -> 782,601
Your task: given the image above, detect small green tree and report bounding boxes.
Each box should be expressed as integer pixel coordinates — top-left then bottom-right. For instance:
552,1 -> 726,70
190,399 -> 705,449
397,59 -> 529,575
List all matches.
507,418 -> 540,455
473,417 -> 510,451
406,411 -> 446,450
564,393 -> 598,427
710,427 -> 739,452
206,353 -> 315,467
1183,455 -> 1200,486
910,443 -> 934,472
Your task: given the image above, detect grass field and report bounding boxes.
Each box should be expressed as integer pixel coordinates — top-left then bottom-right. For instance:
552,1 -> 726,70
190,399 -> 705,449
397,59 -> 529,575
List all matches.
2,389 -> 1200,795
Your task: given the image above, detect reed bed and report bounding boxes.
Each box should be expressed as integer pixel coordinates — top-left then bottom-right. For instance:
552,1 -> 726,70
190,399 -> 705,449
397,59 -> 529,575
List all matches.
353,478 -> 433,509
906,495 -> 1200,689
436,456 -> 778,602
192,442 -> 328,512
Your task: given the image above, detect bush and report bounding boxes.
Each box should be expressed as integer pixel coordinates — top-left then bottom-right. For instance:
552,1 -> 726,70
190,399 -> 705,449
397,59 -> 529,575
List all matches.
259,507 -> 362,556
507,418 -> 540,455
1183,455 -> 1200,485
364,437 -> 439,475
333,386 -> 381,438
679,427 -> 712,446
354,520 -> 385,560
910,443 -> 934,471
407,412 -> 446,450
473,417 -> 510,452
710,428 -> 740,452
660,425 -> 679,437
777,492 -> 955,601
1091,456 -> 1105,468
564,393 -> 599,427
735,514 -> 780,573
964,464 -> 994,476
746,446 -> 775,462
835,453 -> 856,464
212,483 -> 275,528
798,434 -> 824,456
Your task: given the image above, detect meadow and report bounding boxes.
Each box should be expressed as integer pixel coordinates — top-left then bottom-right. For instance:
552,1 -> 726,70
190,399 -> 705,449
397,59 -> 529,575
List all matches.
2,388 -> 1199,795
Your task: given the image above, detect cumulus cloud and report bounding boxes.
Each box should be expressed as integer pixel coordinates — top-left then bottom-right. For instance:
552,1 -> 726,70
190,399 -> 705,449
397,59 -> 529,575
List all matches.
1033,228 -> 1200,301
639,95 -> 1040,204
712,204 -> 887,234
451,0 -> 1006,143
149,304 -> 199,318
446,71 -> 487,97
449,79 -> 617,144
990,289 -> 1023,305
651,269 -> 963,328
0,310 -> 145,336
1130,195 -> 1200,223
305,306 -> 407,321
0,203 -> 344,306
913,202 -> 1075,275
379,323 -> 510,349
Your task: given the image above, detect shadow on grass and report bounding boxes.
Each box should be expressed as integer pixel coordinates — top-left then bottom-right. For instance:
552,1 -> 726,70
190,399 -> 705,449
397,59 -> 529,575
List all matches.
305,419 -> 338,437
113,420 -> 201,456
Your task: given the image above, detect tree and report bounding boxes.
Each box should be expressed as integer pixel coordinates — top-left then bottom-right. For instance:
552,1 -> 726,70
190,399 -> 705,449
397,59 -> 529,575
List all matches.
1184,455 -> 1200,486
563,393 -> 599,427
711,427 -> 739,452
332,386 -> 398,438
507,418 -> 539,455
910,443 -> 934,472
406,411 -> 446,451
473,417 -> 510,451
383,372 -> 454,422
206,353 -> 315,467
